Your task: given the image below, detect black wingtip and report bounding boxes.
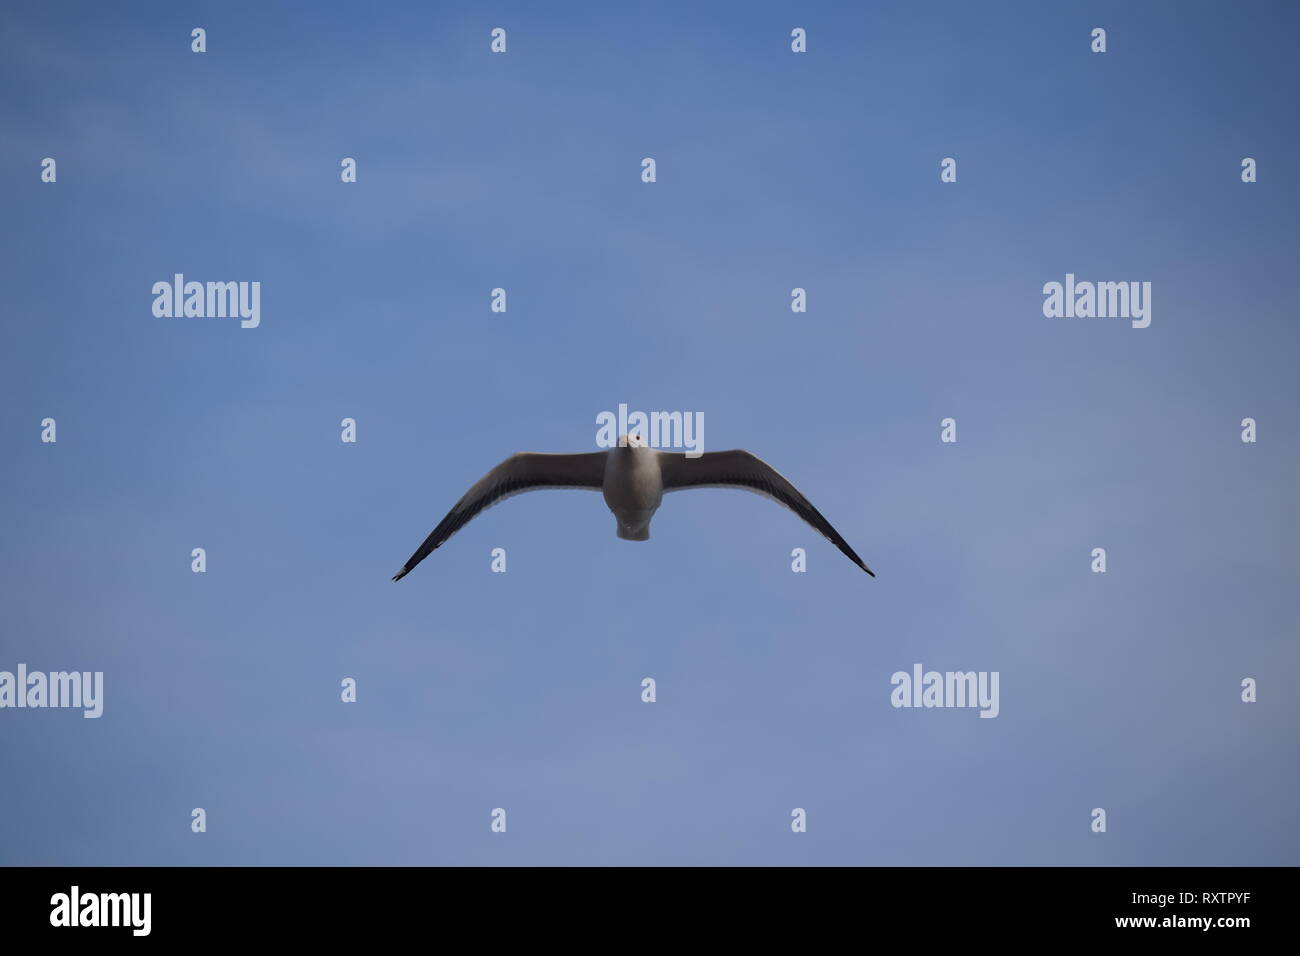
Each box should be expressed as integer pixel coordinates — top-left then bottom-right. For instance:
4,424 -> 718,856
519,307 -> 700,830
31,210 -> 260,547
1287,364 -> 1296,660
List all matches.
864,565 -> 876,578
392,567 -> 410,582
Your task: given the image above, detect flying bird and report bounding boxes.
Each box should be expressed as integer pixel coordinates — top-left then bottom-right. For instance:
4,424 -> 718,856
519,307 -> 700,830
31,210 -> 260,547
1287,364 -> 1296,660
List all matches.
392,434 -> 874,580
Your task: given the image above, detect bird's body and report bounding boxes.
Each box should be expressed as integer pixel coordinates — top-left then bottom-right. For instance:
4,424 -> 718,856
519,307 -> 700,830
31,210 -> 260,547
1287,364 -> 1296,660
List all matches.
602,439 -> 663,540
392,435 -> 874,580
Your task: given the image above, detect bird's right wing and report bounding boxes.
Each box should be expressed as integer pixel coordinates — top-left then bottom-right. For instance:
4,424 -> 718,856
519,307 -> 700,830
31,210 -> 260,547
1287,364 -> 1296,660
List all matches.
658,449 -> 874,576
392,452 -> 607,581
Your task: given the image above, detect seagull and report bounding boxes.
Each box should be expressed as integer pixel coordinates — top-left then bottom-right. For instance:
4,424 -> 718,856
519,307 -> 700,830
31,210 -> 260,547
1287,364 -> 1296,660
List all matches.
392,434 -> 874,580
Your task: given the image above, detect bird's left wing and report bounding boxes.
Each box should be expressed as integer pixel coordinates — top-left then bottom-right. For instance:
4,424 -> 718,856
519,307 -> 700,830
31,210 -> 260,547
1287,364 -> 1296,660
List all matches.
392,452 -> 607,581
658,449 -> 874,576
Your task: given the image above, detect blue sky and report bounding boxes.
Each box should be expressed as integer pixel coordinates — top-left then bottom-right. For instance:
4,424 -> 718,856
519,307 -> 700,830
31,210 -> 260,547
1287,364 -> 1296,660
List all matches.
1,0 -> 1297,865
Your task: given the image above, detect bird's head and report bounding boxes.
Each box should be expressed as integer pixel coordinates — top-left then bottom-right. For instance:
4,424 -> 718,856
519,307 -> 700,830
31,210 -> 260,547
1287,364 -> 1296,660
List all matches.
621,432 -> 647,449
